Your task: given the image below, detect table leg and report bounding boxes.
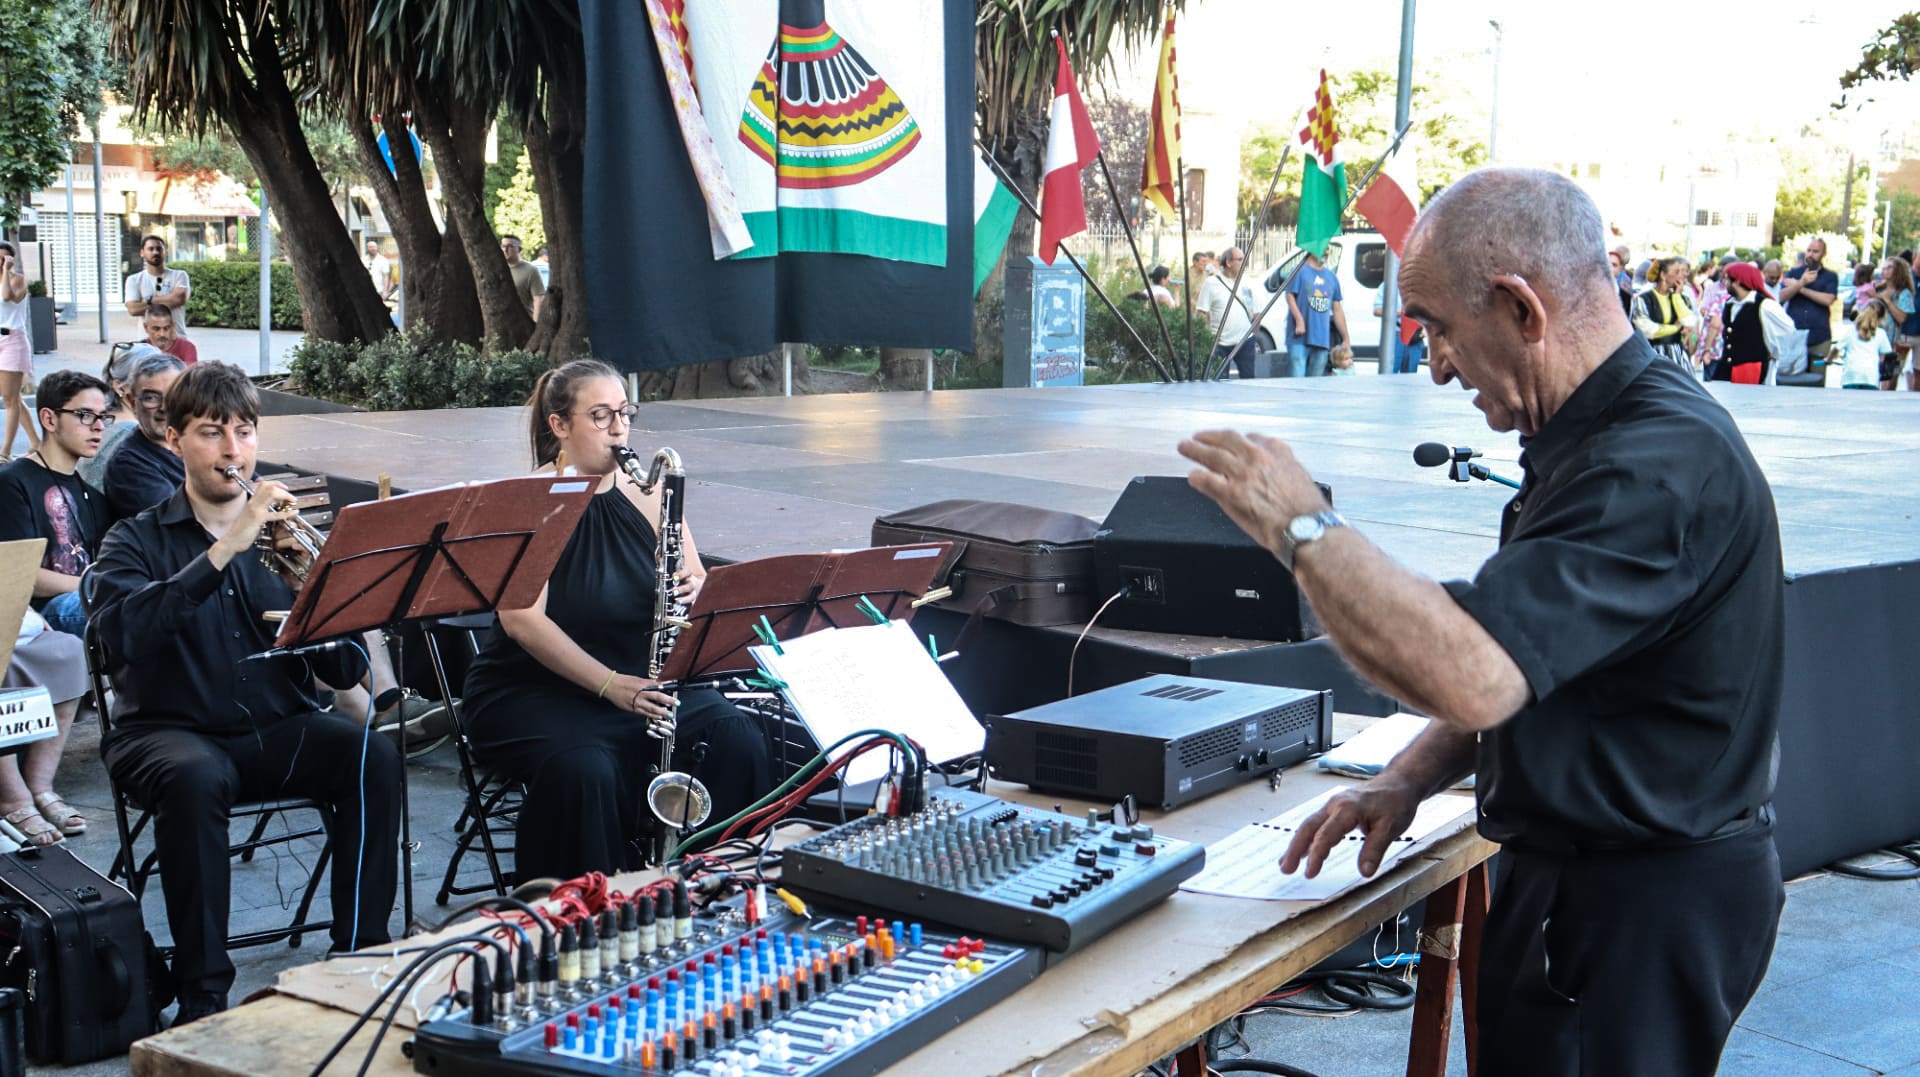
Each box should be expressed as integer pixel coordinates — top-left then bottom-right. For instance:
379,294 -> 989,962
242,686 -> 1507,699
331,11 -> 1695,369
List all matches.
1174,1039 -> 1206,1076
1458,861 -> 1490,1074
1405,872 -> 1469,1077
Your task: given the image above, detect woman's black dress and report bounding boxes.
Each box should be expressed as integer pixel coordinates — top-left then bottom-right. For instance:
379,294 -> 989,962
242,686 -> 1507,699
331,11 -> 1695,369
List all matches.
462,486 -> 771,880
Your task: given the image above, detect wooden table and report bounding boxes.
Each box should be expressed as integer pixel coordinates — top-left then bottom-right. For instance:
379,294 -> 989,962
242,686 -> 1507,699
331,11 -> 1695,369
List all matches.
131,717 -> 1496,1077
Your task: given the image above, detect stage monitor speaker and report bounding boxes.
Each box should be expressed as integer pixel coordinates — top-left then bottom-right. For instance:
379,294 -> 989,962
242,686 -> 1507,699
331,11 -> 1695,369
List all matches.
1094,476 -> 1326,641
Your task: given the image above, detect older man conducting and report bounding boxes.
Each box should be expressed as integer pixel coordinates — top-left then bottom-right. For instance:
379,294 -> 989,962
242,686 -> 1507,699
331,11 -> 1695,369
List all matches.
1180,168 -> 1785,1076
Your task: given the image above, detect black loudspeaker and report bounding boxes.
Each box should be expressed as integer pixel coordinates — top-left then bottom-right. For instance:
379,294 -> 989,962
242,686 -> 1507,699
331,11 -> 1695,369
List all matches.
1093,476 -> 1327,641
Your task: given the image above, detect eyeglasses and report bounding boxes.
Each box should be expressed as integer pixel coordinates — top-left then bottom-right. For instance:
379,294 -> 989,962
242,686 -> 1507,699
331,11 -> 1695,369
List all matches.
136,391 -> 165,409
55,408 -> 115,428
577,404 -> 640,430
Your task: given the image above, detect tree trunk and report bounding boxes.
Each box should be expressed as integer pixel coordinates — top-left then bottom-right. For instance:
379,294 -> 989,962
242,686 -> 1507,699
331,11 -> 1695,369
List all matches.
993,123 -> 1046,275
522,111 -> 590,360
633,350 -> 816,400
226,13 -> 390,345
349,109 -> 483,344
413,94 -> 533,349
879,348 -> 933,388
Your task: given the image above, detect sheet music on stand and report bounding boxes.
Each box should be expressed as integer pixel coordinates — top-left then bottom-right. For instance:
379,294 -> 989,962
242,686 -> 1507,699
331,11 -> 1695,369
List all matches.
749,620 -> 983,787
1180,789 -> 1475,902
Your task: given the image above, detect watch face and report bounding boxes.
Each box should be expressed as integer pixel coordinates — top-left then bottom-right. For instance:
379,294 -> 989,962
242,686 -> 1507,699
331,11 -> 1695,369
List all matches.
1288,516 -> 1324,544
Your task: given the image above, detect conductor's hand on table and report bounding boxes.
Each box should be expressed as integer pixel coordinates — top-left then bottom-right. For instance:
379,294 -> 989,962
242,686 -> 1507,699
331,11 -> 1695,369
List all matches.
1178,430 -> 1330,553
1280,781 -> 1420,879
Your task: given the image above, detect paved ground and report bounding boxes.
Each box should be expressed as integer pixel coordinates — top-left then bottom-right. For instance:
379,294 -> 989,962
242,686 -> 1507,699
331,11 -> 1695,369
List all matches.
28,324 -> 305,380
30,714 -> 1920,1076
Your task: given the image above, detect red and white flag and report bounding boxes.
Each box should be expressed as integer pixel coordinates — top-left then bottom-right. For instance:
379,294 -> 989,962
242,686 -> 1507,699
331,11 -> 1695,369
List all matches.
1039,35 -> 1101,265
1354,132 -> 1420,259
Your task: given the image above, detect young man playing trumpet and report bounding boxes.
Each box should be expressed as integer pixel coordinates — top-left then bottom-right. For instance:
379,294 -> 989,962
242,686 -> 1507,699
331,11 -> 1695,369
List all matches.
89,362 -> 401,1027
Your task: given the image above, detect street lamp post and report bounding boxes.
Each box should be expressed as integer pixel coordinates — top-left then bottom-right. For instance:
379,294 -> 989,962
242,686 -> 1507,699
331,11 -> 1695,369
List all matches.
1487,19 -> 1503,163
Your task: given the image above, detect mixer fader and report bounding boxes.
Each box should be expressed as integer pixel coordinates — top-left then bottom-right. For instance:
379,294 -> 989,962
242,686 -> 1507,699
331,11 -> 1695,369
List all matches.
780,788 -> 1204,953
410,902 -> 1040,1076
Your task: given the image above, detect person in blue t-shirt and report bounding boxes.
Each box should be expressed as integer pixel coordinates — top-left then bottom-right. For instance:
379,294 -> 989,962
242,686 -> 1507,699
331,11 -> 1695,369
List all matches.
1284,248 -> 1348,377
1779,238 -> 1839,365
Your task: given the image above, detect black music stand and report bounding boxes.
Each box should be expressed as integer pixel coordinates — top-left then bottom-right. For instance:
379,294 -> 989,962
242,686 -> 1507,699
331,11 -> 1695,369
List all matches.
269,476 -> 596,925
657,543 -> 950,687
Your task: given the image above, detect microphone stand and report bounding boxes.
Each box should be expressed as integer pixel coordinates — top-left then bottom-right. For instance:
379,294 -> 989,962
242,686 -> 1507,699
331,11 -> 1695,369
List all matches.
1449,458 -> 1522,490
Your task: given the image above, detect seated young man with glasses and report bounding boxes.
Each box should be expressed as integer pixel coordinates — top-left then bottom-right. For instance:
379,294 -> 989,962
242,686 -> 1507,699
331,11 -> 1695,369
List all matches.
0,370 -> 113,639
103,352 -> 188,519
89,361 -> 401,1027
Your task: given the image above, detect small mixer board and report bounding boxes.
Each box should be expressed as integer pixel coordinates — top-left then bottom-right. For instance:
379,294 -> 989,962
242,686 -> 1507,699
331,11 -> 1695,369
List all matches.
780,789 -> 1205,954
410,901 -> 1040,1077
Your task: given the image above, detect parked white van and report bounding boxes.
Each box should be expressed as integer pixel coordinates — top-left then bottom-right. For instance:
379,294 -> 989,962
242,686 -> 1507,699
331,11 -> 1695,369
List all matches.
1249,230 -> 1388,359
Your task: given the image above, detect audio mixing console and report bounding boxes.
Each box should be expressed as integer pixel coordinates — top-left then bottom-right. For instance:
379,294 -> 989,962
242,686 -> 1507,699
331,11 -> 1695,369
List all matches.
780,788 -> 1205,953
410,900 -> 1040,1077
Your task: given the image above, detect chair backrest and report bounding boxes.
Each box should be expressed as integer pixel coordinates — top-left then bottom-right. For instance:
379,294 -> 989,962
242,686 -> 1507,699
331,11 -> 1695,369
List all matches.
81,617 -> 119,740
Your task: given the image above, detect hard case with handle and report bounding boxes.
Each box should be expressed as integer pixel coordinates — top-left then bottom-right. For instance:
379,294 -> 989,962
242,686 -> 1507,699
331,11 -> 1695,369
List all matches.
871,499 -> 1099,627
0,844 -> 152,1064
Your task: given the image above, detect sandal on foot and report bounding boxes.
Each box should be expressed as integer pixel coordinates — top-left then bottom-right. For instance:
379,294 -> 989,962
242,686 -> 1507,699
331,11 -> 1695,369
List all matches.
32,792 -> 86,836
2,807 -> 63,847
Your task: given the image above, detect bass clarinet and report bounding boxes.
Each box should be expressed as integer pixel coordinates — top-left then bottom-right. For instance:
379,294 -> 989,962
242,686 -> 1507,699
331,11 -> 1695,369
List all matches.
613,446 -> 713,832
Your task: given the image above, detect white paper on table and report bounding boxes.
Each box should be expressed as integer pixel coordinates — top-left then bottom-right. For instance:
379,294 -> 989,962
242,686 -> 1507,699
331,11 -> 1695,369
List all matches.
1179,790 -> 1476,902
1316,714 -> 1431,777
749,619 -> 984,786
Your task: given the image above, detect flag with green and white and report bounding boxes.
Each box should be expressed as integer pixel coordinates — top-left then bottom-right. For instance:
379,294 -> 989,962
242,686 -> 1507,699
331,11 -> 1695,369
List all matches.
1296,70 -> 1346,258
973,150 -> 1020,295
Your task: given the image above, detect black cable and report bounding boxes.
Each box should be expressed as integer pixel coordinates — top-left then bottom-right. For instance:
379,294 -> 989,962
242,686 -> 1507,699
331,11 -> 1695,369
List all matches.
356,945 -> 491,1077
1826,844 -> 1920,881
1308,969 -> 1415,1011
1212,1060 -> 1326,1077
308,935 -> 510,1076
413,894 -> 555,942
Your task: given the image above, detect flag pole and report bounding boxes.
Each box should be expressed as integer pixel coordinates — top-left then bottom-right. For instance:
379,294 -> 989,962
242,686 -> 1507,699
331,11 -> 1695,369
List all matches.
1093,150 -> 1180,376
978,142 -> 1177,384
1204,139 -> 1294,381
1175,158 -> 1197,379
1229,122 -> 1413,382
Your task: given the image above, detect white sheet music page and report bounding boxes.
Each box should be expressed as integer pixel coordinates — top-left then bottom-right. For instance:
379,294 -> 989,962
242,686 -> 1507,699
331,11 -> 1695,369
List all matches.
1180,789 -> 1476,902
750,620 -> 984,786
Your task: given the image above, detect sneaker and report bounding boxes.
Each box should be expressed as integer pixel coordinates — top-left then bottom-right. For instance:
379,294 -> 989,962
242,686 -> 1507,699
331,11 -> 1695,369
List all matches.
374,694 -> 453,758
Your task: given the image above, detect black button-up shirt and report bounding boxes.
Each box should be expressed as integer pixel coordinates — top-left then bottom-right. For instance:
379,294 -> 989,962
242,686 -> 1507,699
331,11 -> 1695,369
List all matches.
90,489 -> 366,738
102,428 -> 185,521
1444,336 -> 1784,852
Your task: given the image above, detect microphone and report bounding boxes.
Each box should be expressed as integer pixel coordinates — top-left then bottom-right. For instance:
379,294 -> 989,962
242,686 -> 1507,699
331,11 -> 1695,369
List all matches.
1412,442 -> 1522,491
1412,442 -> 1480,468
243,639 -> 352,663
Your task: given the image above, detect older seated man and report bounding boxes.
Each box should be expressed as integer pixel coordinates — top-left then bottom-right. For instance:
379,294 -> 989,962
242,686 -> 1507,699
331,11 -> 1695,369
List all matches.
102,351 -> 187,519
142,304 -> 198,365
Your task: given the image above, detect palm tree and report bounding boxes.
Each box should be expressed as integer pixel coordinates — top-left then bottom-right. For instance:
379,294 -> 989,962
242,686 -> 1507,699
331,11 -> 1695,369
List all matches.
106,0 -> 396,345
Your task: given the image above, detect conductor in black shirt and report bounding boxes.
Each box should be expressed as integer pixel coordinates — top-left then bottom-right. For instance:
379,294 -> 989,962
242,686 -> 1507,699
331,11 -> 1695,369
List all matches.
89,362 -> 401,1027
1181,168 -> 1785,1077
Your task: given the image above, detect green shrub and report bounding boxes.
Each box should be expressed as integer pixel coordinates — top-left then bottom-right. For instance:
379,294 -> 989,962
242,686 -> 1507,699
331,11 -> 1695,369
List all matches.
170,260 -> 303,330
287,324 -> 549,411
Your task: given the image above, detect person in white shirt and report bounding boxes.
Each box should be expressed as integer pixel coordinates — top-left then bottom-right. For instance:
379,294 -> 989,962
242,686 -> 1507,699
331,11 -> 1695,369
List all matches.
1835,299 -> 1894,390
0,241 -> 35,460
122,236 -> 190,338
364,239 -> 395,303
1201,247 -> 1260,379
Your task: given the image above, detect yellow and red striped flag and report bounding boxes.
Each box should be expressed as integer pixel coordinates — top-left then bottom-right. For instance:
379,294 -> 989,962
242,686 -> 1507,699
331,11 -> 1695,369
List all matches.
1140,9 -> 1182,222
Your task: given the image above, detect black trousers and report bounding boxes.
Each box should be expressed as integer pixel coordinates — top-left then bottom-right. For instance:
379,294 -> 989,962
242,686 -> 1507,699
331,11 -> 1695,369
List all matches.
468,686 -> 773,882
103,713 -> 403,998
1478,822 -> 1783,1077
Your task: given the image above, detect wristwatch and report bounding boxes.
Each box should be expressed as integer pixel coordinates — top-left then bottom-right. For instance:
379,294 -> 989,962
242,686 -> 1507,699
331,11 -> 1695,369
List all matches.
1278,511 -> 1347,572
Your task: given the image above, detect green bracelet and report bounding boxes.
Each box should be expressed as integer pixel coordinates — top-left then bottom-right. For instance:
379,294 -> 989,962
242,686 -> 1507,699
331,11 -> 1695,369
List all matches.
596,670 -> 616,699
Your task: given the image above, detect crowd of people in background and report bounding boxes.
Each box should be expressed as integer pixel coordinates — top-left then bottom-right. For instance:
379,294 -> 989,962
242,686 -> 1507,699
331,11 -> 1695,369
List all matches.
1614,239 -> 1920,391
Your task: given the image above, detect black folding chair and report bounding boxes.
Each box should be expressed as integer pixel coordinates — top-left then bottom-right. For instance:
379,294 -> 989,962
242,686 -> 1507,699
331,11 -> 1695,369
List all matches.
422,616 -> 521,904
83,621 -> 334,953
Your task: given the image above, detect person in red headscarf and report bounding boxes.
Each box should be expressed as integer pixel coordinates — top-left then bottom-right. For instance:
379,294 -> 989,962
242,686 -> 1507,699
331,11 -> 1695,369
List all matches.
1713,263 -> 1777,384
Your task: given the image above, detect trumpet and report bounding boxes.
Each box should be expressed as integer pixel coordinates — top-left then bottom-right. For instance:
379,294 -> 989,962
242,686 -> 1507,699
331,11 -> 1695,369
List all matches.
220,465 -> 326,586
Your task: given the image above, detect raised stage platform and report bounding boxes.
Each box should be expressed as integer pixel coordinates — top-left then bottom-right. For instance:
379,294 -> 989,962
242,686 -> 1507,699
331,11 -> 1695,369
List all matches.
262,376 -> 1920,875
